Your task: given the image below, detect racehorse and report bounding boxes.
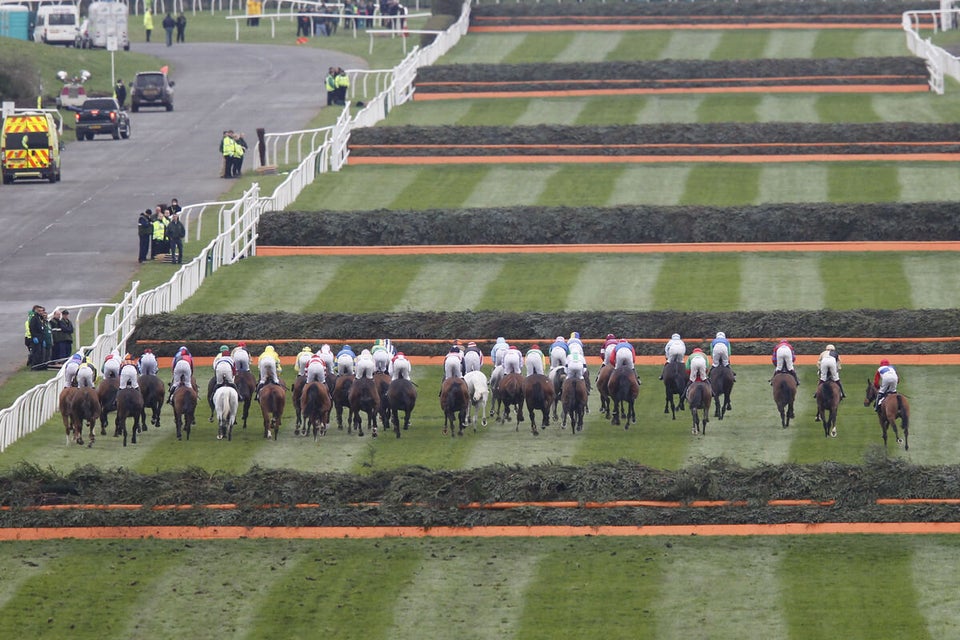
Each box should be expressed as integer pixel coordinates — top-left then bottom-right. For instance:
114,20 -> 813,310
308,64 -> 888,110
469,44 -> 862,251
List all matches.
548,366 -> 566,421
607,366 -> 639,429
772,371 -> 797,429
172,383 -> 197,441
374,371 -> 392,431
59,386 -> 77,442
97,376 -> 119,436
488,365 -> 504,419
348,375 -> 380,437
440,376 -> 469,437
596,365 -> 612,418
235,370 -> 256,430
68,387 -> 100,447
139,374 -> 165,429
560,377 -> 588,434
332,375 -> 354,430
497,372 -> 525,429
213,385 -> 239,441
661,361 -> 686,420
116,387 -> 145,446
685,379 -> 713,436
864,382 -> 909,451
300,381 -> 332,440
291,374 -> 306,433
464,370 -> 489,431
523,373 -> 555,435
816,379 -> 840,438
708,366 -> 735,420
258,383 -> 286,440
386,377 -> 417,438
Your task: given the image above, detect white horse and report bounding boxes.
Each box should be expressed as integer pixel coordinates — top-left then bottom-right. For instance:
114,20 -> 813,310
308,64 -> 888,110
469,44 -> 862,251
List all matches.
213,385 -> 239,441
464,370 -> 489,430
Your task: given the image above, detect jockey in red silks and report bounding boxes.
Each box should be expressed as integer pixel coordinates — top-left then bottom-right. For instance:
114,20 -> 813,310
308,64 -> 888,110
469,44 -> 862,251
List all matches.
168,346 -> 194,403
609,339 -> 639,382
600,333 -> 618,364
685,348 -> 710,383
771,340 -> 799,386
873,359 -> 900,413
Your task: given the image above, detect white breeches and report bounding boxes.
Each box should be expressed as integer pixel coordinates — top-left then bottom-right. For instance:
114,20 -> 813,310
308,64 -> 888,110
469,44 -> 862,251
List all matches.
373,349 -> 391,374
491,347 -> 505,368
215,362 -> 235,385
550,347 -> 568,370
63,362 -> 79,387
259,357 -> 279,384
233,350 -> 250,372
566,359 -> 585,380
776,346 -> 795,372
355,356 -> 375,379
337,354 -> 355,376
296,353 -> 311,375
569,342 -> 584,357
305,362 -> 326,384
464,350 -> 482,374
119,365 -> 139,389
139,354 -> 158,376
688,358 -> 707,382
172,360 -> 193,387
712,344 -> 729,367
819,356 -> 839,382
502,352 -> 522,375
392,358 -> 411,380
77,366 -> 96,387
320,352 -> 335,377
666,344 -> 685,364
879,371 -> 899,395
443,354 -> 463,380
615,349 -> 634,369
103,360 -> 120,379
525,352 -> 544,376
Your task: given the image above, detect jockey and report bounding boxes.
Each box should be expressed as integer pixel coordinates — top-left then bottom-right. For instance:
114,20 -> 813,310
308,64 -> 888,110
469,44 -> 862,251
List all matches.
489,337 -> 507,368
304,353 -> 327,385
213,345 -> 238,392
371,339 -> 393,374
295,346 -> 313,377
601,333 -> 618,363
138,349 -> 159,377
231,341 -> 251,372
168,346 -> 194,404
442,346 -> 463,381
710,332 -> 731,368
664,334 -> 686,364
873,359 -> 900,413
392,351 -> 412,381
502,345 -> 523,375
549,336 -> 569,370
685,348 -> 710,384
318,344 -> 336,378
566,349 -> 586,381
816,343 -> 845,399
256,345 -> 283,400
62,351 -> 84,387
102,349 -> 122,379
772,340 -> 799,385
119,353 -> 139,389
568,331 -> 584,355
355,348 -> 376,380
525,344 -> 545,376
611,339 -> 639,383
76,360 -> 98,387
336,345 -> 356,376
463,342 -> 483,374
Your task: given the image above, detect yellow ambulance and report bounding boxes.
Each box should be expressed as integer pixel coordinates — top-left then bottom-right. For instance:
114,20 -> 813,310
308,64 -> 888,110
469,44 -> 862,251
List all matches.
1,110 -> 62,184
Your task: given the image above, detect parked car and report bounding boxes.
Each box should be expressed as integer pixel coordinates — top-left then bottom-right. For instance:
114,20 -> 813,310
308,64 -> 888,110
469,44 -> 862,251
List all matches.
74,97 -> 130,140
130,71 -> 174,112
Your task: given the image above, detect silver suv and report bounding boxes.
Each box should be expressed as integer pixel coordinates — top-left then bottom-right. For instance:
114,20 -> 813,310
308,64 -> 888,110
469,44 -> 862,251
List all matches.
130,71 -> 175,112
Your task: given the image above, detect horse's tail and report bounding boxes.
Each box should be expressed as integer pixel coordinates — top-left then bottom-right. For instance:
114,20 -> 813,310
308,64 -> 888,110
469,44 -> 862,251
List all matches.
691,382 -> 704,408
821,380 -> 834,404
897,395 -> 908,429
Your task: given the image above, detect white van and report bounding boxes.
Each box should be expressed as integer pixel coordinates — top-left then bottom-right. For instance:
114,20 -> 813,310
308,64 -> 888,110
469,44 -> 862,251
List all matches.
33,3 -> 79,46
82,1 -> 129,51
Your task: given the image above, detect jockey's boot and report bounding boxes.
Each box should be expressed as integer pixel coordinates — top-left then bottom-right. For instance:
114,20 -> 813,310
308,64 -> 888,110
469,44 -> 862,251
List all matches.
791,369 -> 800,386
254,381 -> 263,402
166,386 -> 175,405
875,393 -> 885,413
837,380 -> 846,399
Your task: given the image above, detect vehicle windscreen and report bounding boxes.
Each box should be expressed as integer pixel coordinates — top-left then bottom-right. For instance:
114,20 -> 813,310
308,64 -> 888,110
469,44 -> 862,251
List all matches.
4,132 -> 50,150
82,99 -> 116,110
49,14 -> 77,25
137,76 -> 163,89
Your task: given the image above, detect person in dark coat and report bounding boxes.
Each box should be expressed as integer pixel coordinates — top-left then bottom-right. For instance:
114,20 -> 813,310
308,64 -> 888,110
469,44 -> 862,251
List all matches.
162,12 -> 175,46
115,79 -> 126,108
138,209 -> 152,262
165,212 -> 186,264
50,309 -> 74,360
175,12 -> 186,42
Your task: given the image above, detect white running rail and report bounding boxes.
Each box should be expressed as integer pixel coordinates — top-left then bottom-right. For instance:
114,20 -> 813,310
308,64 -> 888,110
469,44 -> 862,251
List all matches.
902,8 -> 960,94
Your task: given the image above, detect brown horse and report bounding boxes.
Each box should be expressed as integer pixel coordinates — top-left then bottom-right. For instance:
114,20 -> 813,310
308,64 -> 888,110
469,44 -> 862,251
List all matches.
235,369 -> 256,430
864,382 -> 910,451
117,387 -> 145,446
332,375 -> 354,430
386,377 -> 418,438
549,366 -> 566,421
374,371 -> 392,430
560,376 -> 588,434
349,375 -> 380,437
523,373 -> 555,436
661,360 -> 686,420
68,387 -> 101,447
816,379 -> 840,438
59,386 -> 78,442
300,381 -> 332,440
258,383 -> 286,440
440,377 -> 469,437
772,371 -> 797,429
97,376 -> 119,436
172,384 -> 197,442
708,365 -> 735,420
596,365 -> 612,418
291,375 -> 307,433
139,373 -> 164,430
497,372 -> 525,429
608,365 -> 640,429
686,379 -> 713,436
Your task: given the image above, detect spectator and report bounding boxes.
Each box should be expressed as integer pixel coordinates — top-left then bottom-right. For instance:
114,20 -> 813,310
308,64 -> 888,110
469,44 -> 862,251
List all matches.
144,9 -> 153,42
166,212 -> 186,264
169,197 -> 182,215
233,132 -> 248,177
28,305 -> 50,369
151,212 -> 165,260
162,12 -> 175,46
325,67 -> 337,106
50,309 -> 74,360
114,79 -> 126,108
175,12 -> 186,42
138,209 -> 152,262
220,130 -> 236,178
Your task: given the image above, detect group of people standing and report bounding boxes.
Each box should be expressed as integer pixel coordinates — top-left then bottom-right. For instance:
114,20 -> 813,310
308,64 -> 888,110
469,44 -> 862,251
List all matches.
143,9 -> 186,44
325,67 -> 350,106
24,305 -> 74,369
137,199 -> 186,264
220,131 -> 248,178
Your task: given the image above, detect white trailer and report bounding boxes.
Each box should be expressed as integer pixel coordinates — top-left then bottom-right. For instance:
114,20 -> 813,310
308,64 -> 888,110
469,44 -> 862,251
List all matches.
83,1 -> 129,51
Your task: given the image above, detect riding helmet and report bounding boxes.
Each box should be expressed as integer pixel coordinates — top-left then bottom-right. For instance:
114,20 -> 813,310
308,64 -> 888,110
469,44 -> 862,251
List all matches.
880,359 -> 890,366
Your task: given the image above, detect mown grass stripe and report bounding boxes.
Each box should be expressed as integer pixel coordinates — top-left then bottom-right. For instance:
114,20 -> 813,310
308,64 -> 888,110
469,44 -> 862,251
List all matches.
910,537 -> 960,637
758,163 -> 830,202
503,31 -> 575,64
713,29 -> 769,59
816,93 -> 879,122
605,29 -> 672,61
903,254 -> 960,309
848,29 -> 910,57
609,165 -> 692,205
739,254 -> 825,310
442,32 -> 528,64
652,254 -> 742,311
514,97 -> 585,126
780,536 -> 931,639
636,95 -> 704,124
899,369 -> 949,466
653,538 -> 789,639
661,31 -> 724,61
871,94 -> 960,124
575,95 -> 649,125
897,164 -> 960,202
567,255 -> 664,311
385,99 -> 474,127
538,165 -> 627,207
462,165 -> 554,208
400,258 -> 502,311
762,29 -> 818,58
464,418 -> 584,469
391,165 -> 492,210
291,165 -> 418,211
388,542 -> 538,640
756,94 -> 821,122
827,163 -> 900,202
316,256 -> 422,312
459,97 -> 532,126
476,255 -> 585,312
821,254 -> 911,310
556,31 -> 624,63
696,94 -> 761,123
680,165 -> 761,206
0,543 -> 51,611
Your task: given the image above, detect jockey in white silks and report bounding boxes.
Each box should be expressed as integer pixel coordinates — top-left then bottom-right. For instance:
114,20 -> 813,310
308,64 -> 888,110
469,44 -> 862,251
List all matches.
336,345 -> 356,376
355,349 -> 376,380
816,344 -> 845,399
138,349 -> 159,377
214,346 -> 237,387
489,337 -> 507,368
304,354 -> 327,385
62,351 -> 84,387
119,355 -> 140,389
665,334 -> 686,364
568,332 -> 584,355
612,341 -> 639,383
318,344 -> 336,378
873,359 -> 900,412
525,345 -> 545,376
443,347 -> 463,380
168,347 -> 195,403
231,342 -> 251,372
463,345 -> 483,374
710,332 -> 731,368
685,348 -> 710,383
566,350 -> 586,381
392,352 -> 412,381
372,339 -> 393,375
772,340 -> 800,385
502,346 -> 523,375
295,347 -> 313,377
549,336 -> 569,371
102,349 -> 121,379
76,362 -> 98,387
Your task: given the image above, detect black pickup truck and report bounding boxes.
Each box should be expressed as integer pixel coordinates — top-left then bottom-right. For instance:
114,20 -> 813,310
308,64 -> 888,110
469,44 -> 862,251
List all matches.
74,97 -> 131,141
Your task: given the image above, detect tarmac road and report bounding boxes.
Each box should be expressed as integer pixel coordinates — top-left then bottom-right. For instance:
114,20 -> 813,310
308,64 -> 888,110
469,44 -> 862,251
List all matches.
0,41 -> 365,384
